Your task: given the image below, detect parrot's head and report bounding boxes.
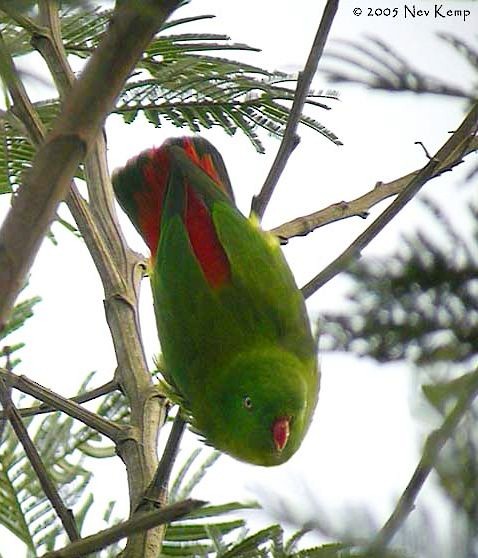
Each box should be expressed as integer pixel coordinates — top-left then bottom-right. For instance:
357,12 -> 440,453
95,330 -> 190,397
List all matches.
193,347 -> 318,466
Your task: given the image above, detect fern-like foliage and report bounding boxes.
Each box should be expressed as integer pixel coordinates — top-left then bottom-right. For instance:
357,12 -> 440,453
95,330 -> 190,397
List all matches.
0,123 -> 35,195
0,371 -> 130,556
59,8 -> 340,150
0,5 -> 340,199
321,196 -> 478,367
149,449 -> 407,557
323,34 -> 477,100
0,410 -> 93,555
63,8 -> 340,152
320,190 -> 478,556
159,450 -> 250,557
0,295 -> 40,369
0,100 -> 64,196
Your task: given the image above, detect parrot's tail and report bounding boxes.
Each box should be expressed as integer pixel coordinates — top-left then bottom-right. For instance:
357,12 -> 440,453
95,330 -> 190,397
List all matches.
112,136 -> 234,257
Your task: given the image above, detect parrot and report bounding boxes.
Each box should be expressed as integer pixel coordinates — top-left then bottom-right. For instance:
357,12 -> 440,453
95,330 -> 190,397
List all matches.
112,136 -> 319,466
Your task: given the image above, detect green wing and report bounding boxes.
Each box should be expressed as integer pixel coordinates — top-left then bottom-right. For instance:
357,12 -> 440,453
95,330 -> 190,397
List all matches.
213,203 -> 316,364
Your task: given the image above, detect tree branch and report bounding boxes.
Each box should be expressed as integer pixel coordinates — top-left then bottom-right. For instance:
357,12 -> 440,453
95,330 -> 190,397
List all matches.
301,100 -> 478,299
0,378 -> 119,419
0,2 -> 46,35
0,31 -> 45,144
0,0 -> 181,329
139,413 -> 187,510
251,0 -> 339,220
0,375 -> 80,542
40,498 -> 205,558
0,368 -> 124,441
368,368 -> 478,552
270,137 -> 478,241
30,6 -> 171,555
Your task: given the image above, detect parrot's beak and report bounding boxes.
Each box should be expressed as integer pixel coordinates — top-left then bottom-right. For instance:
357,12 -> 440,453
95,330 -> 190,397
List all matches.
272,417 -> 290,452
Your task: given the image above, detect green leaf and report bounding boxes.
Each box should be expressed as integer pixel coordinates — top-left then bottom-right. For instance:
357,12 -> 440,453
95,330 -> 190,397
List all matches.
423,370 -> 478,413
221,525 -> 283,558
160,542 -> 213,556
1,295 -> 40,368
170,449 -> 220,502
74,493 -> 94,534
0,122 -> 35,194
185,502 -> 260,520
293,543 -> 350,557
166,519 -> 244,542
103,500 -> 116,523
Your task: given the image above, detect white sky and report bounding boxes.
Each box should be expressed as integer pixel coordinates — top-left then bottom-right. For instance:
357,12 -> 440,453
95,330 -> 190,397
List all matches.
1,1 -> 477,555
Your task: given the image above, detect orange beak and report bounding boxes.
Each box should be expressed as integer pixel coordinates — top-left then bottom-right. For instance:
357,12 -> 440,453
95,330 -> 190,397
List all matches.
272,417 -> 290,452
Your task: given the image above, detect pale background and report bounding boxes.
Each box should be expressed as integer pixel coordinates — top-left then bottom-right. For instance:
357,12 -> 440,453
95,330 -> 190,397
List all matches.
1,0 -> 477,553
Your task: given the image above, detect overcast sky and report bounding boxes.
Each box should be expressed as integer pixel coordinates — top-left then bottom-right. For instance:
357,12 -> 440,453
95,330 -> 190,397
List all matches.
1,1 -> 477,554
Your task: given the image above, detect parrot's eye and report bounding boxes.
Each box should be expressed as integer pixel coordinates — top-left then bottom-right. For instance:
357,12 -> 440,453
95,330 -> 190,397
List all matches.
243,396 -> 253,410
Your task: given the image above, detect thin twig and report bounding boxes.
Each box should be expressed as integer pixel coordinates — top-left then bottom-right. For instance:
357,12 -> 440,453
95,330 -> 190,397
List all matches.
40,498 -> 206,558
139,413 -> 187,510
0,378 -> 119,419
0,2 -> 46,35
368,368 -> 478,552
0,31 -> 45,144
251,0 -> 339,220
35,1 -> 75,96
270,137 -> 478,241
0,369 -> 124,441
301,100 -> 478,299
0,375 -> 80,542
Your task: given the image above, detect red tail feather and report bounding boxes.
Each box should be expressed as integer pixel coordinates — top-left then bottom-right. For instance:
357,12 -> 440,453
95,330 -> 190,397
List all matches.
182,137 -> 230,196
126,137 -> 232,288
136,148 -> 170,255
116,137 -> 234,287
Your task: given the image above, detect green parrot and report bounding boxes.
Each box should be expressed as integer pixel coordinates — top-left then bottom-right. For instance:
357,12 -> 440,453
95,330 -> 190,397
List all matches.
112,136 -> 319,466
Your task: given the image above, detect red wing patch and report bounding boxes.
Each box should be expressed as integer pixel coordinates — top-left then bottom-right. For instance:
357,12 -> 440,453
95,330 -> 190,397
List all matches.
185,185 -> 230,289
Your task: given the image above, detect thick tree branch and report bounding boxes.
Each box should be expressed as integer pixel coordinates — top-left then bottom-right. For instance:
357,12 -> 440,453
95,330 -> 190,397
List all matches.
0,0 -> 181,329
251,0 -> 339,220
40,499 -> 205,558
368,368 -> 478,552
270,137 -> 478,241
301,100 -> 478,299
0,375 -> 80,542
